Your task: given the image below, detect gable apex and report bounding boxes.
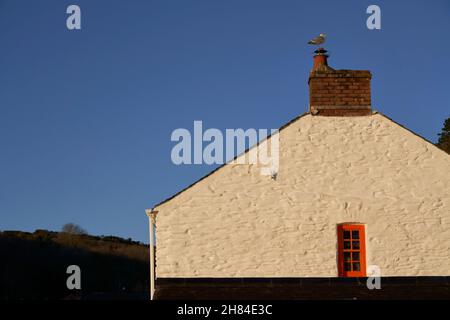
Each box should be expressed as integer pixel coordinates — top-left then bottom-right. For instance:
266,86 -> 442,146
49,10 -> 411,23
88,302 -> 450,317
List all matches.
152,112 -> 449,211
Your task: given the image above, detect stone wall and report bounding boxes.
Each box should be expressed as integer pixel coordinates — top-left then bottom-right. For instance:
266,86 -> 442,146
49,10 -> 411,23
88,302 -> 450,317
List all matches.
154,113 -> 450,278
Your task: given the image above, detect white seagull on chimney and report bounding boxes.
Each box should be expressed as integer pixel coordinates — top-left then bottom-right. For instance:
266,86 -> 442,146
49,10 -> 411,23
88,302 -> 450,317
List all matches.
308,33 -> 326,46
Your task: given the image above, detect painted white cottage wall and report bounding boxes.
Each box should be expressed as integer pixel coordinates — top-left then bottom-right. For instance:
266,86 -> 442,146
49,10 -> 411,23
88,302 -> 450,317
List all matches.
154,113 -> 450,277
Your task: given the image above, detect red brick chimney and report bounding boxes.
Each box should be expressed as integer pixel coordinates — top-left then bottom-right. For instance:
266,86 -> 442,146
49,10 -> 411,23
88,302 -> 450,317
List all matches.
308,48 -> 372,116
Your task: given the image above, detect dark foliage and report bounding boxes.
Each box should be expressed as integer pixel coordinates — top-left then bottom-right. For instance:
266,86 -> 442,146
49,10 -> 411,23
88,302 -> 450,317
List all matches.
61,223 -> 87,235
437,117 -> 450,154
0,230 -> 149,300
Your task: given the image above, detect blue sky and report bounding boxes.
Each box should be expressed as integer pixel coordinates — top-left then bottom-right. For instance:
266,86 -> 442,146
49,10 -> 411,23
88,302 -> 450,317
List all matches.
0,0 -> 449,242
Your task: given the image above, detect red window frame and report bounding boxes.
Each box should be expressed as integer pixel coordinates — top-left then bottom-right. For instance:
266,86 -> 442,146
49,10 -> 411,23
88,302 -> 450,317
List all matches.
337,224 -> 366,277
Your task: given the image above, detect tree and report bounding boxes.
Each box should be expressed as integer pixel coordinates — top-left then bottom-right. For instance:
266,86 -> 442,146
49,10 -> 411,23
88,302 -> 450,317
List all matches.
437,117 -> 450,154
62,223 -> 87,235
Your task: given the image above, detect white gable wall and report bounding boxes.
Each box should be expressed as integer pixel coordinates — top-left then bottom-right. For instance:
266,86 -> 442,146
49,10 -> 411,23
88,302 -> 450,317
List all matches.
154,113 -> 450,277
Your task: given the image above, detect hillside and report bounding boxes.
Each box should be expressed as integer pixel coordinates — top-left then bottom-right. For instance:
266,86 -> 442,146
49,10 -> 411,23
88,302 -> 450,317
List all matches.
0,230 -> 149,300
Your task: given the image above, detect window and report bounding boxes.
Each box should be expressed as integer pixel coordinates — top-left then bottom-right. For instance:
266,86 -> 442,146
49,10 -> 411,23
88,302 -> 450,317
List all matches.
337,224 -> 366,277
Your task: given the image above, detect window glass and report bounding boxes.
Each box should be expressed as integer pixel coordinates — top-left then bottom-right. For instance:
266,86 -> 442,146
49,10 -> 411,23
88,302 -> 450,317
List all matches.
338,224 -> 366,277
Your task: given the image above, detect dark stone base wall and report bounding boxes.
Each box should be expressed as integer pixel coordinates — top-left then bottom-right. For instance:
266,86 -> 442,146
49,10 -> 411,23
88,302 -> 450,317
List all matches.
155,277 -> 450,300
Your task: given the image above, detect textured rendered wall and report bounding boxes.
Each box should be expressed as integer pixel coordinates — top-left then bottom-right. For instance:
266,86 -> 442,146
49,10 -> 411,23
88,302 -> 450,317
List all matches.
154,113 -> 450,277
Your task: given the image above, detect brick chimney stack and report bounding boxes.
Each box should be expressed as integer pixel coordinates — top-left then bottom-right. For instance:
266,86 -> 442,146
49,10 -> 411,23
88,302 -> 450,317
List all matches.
308,48 -> 372,116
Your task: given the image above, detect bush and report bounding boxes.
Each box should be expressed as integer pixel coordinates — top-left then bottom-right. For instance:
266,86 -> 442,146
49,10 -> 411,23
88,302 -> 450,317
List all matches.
61,223 -> 87,235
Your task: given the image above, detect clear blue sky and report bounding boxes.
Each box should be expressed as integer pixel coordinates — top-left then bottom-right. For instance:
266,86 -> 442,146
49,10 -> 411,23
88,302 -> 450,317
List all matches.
0,0 -> 449,242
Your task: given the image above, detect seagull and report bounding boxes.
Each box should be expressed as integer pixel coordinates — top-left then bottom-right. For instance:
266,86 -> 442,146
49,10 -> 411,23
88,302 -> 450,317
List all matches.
308,33 -> 326,46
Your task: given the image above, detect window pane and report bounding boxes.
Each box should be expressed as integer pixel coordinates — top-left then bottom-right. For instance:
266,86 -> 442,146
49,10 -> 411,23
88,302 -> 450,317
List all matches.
352,262 -> 360,271
344,241 -> 351,249
352,252 -> 360,261
344,252 -> 351,261
344,262 -> 351,271
352,241 -> 360,249
351,230 -> 359,239
344,231 -> 351,239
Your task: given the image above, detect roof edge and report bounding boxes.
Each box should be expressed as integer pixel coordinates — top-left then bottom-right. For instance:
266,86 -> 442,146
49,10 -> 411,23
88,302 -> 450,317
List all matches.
375,111 -> 449,157
152,111 -> 449,211
152,112 -> 311,210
